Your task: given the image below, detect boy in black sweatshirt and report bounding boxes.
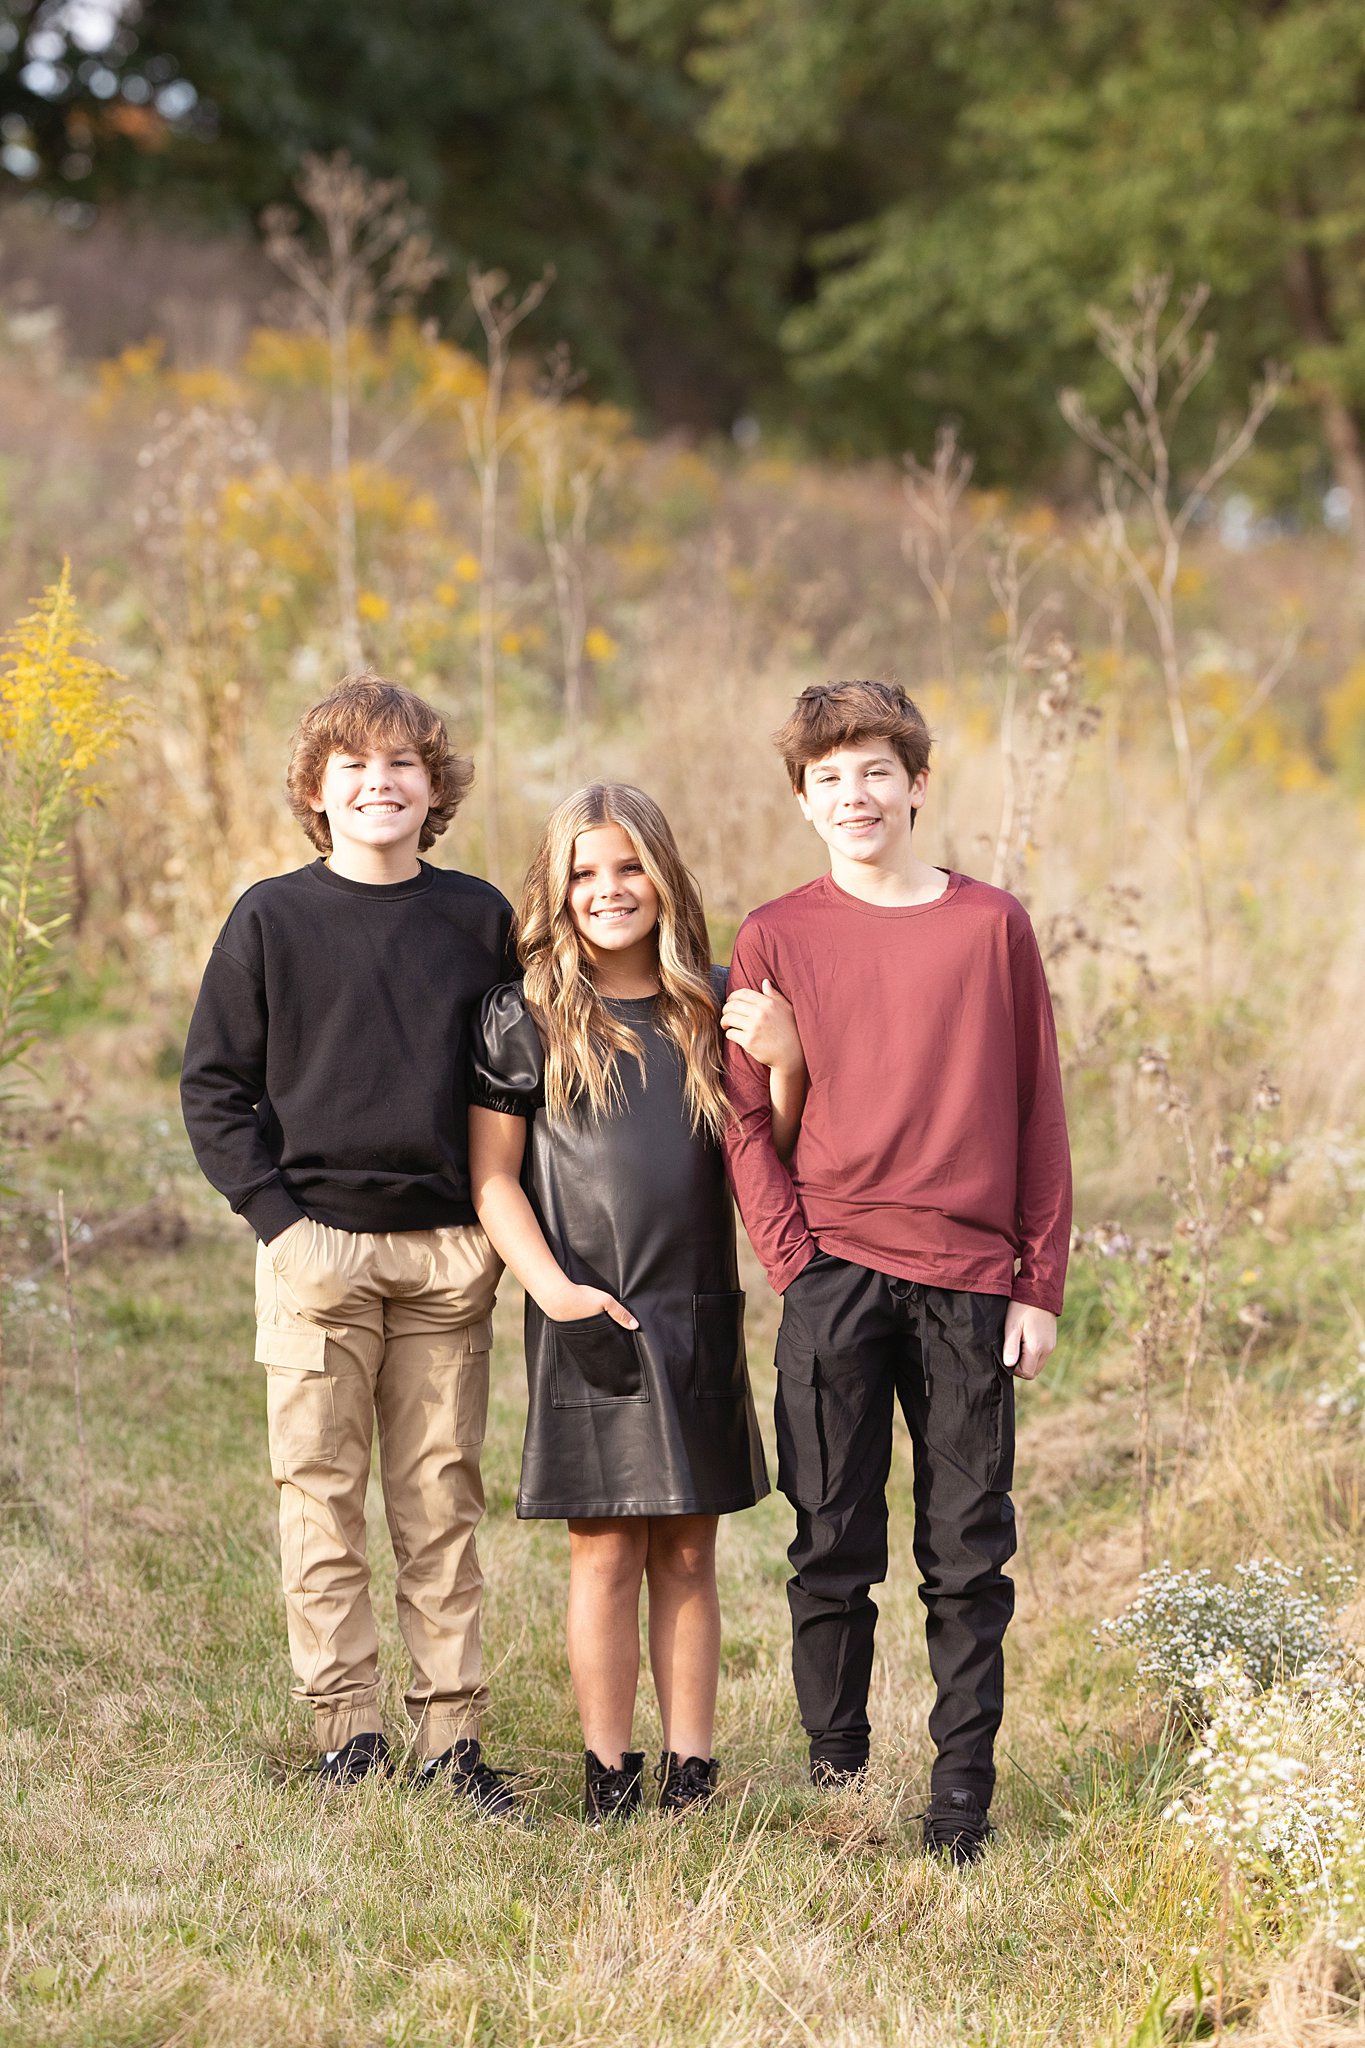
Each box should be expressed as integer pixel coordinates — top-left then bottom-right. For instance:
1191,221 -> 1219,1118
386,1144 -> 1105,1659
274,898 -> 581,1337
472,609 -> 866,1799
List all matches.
181,676 -> 518,1807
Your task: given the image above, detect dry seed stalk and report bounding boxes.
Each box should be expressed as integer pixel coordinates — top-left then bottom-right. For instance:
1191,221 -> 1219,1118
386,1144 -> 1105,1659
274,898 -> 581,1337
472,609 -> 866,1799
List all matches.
1060,276 -> 1290,1002
263,150 -> 445,671
56,1189 -> 92,1596
460,262 -> 555,886
901,424 -> 988,688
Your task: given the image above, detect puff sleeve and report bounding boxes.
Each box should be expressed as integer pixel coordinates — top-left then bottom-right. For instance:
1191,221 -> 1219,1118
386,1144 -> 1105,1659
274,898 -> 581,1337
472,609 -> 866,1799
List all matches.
469,981 -> 546,1117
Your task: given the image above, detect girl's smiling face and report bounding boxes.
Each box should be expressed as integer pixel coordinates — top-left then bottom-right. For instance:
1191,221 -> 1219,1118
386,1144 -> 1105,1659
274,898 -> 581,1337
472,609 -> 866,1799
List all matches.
567,822 -> 660,966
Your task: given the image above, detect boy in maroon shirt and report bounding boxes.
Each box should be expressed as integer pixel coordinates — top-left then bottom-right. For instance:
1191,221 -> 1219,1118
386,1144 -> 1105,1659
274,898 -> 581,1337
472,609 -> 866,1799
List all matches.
720,680 -> 1070,1864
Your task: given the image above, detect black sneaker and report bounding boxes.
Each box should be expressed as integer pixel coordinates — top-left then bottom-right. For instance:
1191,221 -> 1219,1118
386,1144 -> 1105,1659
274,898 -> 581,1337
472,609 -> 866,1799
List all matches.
656,1751 -> 719,1812
810,1755 -> 868,1790
317,1731 -> 390,1786
421,1738 -> 521,1819
584,1749 -> 645,1823
922,1788 -> 993,1866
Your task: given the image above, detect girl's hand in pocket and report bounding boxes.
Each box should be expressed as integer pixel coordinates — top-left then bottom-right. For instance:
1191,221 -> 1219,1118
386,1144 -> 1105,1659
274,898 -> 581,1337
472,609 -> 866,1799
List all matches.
540,1279 -> 639,1330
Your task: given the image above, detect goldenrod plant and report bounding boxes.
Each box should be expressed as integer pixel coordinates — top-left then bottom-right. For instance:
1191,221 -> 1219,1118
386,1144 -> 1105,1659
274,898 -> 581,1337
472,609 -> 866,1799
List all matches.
0,562 -> 130,1114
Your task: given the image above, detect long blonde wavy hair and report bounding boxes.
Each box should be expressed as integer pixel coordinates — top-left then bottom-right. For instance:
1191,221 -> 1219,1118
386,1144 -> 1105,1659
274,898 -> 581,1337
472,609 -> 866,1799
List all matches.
517,783 -> 728,1139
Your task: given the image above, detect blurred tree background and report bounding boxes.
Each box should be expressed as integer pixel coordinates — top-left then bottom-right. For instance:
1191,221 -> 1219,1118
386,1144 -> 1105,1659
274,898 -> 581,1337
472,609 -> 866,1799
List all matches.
3,0 -> 1365,498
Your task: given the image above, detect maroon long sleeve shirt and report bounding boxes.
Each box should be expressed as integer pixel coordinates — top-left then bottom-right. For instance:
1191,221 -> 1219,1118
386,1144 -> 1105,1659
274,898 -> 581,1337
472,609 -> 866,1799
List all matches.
723,871 -> 1072,1313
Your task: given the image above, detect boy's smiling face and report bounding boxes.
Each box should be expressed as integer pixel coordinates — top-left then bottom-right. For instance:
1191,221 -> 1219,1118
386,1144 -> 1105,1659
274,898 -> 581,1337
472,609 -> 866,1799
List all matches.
311,744 -> 433,879
798,743 -> 927,867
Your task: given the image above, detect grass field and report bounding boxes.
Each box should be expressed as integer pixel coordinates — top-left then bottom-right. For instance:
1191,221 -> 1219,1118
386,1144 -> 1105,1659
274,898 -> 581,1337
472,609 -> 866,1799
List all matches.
2,1074 -> 1363,2048
6,240 -> 1365,2043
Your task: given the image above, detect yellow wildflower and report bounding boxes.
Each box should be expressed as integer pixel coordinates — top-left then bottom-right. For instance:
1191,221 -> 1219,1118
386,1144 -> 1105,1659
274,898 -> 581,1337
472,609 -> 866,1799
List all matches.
169,366 -> 245,409
241,327 -> 332,390
357,590 -> 391,623
0,560 -> 131,800
91,336 -> 166,417
584,627 -> 618,664
454,554 -> 481,583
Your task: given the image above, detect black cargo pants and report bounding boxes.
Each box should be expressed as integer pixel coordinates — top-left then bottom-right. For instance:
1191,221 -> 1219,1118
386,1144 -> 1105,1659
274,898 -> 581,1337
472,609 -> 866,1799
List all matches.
774,1250 -> 1017,1805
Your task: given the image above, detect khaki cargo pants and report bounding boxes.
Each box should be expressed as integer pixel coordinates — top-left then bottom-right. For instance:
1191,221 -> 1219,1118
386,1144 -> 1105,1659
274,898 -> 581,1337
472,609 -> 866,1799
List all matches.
254,1217 -> 502,1758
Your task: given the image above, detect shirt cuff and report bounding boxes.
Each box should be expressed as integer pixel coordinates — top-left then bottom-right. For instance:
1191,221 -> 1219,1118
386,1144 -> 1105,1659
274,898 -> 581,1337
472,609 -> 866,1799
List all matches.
1011,1278 -> 1063,1316
772,1235 -> 821,1294
240,1181 -> 307,1245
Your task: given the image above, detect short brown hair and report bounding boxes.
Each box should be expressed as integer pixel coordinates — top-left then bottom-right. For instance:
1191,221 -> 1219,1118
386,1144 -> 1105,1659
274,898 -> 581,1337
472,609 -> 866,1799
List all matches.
286,674 -> 474,854
774,680 -> 933,793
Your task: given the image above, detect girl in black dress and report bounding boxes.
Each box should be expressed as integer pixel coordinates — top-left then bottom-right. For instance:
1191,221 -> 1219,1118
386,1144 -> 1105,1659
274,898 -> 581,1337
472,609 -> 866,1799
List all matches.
468,784 -> 805,1819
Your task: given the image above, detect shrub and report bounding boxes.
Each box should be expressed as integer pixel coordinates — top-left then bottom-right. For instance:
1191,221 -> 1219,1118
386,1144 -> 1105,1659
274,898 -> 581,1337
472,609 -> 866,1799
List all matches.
1098,1558 -> 1355,1707
1167,1662 -> 1365,1951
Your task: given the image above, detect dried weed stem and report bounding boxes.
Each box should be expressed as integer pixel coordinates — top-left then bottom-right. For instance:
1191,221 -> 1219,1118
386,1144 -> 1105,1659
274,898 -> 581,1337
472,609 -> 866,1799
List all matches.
55,1188 -> 92,1597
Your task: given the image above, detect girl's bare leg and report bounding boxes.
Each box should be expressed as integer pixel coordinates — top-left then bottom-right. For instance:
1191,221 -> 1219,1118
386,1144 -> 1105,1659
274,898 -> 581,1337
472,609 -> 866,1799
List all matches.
567,1517 -> 650,1767
645,1514 -> 721,1760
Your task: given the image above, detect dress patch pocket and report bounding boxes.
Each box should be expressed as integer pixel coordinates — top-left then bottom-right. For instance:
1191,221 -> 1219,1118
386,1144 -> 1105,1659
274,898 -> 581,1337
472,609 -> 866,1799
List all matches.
549,1313 -> 647,1408
692,1291 -> 746,1399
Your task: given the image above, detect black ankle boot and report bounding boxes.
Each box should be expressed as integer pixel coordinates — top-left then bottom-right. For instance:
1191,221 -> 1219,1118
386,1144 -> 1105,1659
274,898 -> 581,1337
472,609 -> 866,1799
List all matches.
656,1750 -> 718,1812
584,1749 -> 645,1823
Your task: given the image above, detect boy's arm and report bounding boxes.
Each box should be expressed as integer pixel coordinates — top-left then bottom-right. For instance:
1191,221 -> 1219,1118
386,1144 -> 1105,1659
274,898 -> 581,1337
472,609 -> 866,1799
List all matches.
721,920 -> 818,1292
721,978 -> 808,1163
179,943 -> 305,1244
1009,914 -> 1073,1318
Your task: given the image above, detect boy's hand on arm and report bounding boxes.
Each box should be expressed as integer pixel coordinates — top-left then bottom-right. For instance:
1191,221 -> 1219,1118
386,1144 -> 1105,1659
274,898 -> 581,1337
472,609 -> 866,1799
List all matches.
721,979 -> 803,1078
1003,1301 -> 1056,1381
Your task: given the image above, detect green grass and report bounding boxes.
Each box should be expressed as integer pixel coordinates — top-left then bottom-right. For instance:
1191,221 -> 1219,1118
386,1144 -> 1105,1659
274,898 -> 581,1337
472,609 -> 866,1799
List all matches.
1,1106 -> 1362,2044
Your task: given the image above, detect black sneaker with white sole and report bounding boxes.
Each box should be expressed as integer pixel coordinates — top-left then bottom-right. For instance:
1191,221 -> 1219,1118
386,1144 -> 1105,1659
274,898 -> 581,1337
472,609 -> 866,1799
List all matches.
317,1731 -> 391,1786
922,1787 -> 993,1866
420,1738 -> 521,1819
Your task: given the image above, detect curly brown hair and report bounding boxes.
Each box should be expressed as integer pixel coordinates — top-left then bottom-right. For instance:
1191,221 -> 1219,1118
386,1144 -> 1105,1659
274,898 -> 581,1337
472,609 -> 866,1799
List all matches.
773,680 -> 933,794
285,674 -> 474,854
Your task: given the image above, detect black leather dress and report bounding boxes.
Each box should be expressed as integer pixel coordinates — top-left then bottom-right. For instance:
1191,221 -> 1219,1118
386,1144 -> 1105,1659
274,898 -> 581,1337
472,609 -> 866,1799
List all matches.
469,976 -> 770,1519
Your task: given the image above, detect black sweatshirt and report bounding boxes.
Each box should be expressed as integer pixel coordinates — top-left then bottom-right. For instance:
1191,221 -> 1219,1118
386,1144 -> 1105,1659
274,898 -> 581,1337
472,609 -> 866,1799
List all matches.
180,859 -> 515,1242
